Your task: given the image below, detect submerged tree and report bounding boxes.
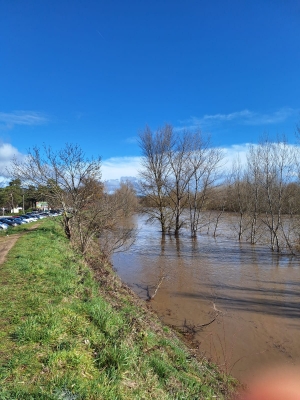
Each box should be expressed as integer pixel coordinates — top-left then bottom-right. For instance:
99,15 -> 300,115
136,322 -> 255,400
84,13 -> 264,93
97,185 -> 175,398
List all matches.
187,136 -> 223,238
167,130 -> 201,236
256,138 -> 297,252
138,124 -> 223,237
227,137 -> 300,253
138,125 -> 173,233
226,157 -> 250,241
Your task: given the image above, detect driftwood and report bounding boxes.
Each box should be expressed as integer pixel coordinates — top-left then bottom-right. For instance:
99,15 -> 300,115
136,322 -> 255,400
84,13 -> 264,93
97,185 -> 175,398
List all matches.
179,302 -> 222,336
182,316 -> 217,334
146,276 -> 165,301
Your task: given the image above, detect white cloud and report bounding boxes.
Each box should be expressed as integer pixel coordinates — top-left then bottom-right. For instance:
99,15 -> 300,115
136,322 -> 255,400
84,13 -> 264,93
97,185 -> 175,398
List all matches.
101,141 -> 300,181
202,110 -> 253,123
0,147 -> 142,182
0,142 -> 25,178
219,142 -> 300,174
180,107 -> 299,130
220,143 -> 252,172
100,145 -> 255,181
101,156 -> 142,180
0,111 -> 48,129
123,136 -> 138,144
1,141 -> 298,185
244,108 -> 298,125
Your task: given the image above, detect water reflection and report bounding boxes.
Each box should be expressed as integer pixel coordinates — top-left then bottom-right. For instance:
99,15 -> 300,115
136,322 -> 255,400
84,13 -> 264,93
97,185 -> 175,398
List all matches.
112,214 -> 300,381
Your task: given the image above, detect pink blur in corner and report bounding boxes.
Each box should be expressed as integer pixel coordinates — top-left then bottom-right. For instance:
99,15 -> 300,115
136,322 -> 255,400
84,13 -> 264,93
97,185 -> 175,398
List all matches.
237,366 -> 300,400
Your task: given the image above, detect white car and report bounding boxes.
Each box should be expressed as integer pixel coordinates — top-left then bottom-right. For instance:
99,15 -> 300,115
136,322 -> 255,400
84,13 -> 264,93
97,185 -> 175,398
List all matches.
20,215 -> 36,222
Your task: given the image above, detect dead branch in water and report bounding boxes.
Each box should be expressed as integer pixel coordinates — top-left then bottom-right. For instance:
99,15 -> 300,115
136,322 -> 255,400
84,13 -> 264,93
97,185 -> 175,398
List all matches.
146,276 -> 165,301
183,316 -> 217,334
179,302 -> 222,337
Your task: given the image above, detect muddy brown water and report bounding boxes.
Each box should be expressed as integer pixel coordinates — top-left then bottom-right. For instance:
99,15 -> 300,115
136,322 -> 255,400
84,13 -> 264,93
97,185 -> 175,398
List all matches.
112,214 -> 300,382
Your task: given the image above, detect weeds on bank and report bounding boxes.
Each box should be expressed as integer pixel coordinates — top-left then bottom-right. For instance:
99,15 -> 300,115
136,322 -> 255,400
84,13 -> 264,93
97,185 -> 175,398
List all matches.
0,219 -> 236,399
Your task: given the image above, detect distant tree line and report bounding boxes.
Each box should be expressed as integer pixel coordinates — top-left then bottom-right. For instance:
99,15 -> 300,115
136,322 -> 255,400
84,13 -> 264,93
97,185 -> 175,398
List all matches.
0,179 -> 44,212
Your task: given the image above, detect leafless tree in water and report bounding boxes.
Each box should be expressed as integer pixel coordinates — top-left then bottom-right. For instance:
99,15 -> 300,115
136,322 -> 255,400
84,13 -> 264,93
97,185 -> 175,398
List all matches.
251,138 -> 296,252
187,138 -> 223,238
139,124 -> 222,237
227,138 -> 299,253
138,125 -> 173,233
226,156 -> 250,241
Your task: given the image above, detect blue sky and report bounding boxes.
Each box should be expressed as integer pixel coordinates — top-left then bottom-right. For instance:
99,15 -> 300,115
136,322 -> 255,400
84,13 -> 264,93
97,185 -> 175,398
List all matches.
1,0 -> 300,180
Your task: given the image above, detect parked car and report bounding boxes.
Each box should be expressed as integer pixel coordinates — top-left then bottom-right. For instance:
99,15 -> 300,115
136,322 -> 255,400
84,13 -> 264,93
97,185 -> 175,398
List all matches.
26,213 -> 40,220
9,218 -> 22,225
39,212 -> 50,217
49,210 -> 62,216
14,216 -> 29,223
27,213 -> 43,219
0,222 -> 8,230
0,218 -> 18,227
38,212 -> 48,217
13,218 -> 27,225
19,215 -> 36,222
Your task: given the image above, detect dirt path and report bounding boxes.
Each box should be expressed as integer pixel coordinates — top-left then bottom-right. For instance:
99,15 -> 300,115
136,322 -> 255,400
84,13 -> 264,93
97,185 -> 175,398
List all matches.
0,234 -> 23,265
0,224 -> 40,265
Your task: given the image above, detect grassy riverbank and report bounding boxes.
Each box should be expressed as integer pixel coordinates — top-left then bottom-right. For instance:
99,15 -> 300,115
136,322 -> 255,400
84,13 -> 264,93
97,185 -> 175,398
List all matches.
0,220 -> 237,399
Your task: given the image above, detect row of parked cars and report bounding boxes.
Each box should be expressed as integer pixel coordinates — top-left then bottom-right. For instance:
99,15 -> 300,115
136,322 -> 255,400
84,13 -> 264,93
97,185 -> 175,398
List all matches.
0,210 -> 62,230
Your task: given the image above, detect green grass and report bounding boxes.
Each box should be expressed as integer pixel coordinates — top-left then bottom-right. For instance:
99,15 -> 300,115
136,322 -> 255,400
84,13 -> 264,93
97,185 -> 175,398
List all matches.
0,219 -> 237,399
0,218 -> 48,236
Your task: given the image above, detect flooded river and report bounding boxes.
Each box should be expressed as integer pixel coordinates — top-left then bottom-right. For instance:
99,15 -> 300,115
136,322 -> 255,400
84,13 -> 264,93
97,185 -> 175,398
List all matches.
112,214 -> 300,381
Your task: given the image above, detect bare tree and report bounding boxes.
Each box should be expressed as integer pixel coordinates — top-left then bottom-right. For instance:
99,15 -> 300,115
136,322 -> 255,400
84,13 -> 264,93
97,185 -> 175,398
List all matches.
187,139 -> 223,238
138,125 -> 174,233
166,130 -> 200,236
295,125 -> 300,182
10,144 -> 101,241
75,189 -> 136,257
246,144 -> 263,244
212,187 -> 227,238
10,144 -> 135,257
226,157 -> 250,241
248,138 -> 296,252
139,125 -> 222,237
